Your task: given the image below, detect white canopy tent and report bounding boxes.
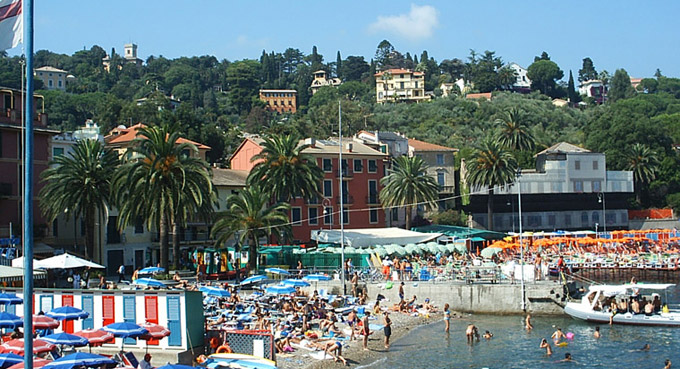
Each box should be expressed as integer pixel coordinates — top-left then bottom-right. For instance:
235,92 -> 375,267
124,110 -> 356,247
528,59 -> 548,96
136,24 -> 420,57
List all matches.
13,253 -> 104,269
311,227 -> 443,248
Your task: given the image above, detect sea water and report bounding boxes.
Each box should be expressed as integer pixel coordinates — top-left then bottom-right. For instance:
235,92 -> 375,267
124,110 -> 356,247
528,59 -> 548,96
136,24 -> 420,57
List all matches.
359,284 -> 680,369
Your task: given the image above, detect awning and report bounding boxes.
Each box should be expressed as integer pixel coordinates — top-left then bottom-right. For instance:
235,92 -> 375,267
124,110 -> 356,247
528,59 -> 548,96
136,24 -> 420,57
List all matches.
0,265 -> 46,281
310,228 -> 442,248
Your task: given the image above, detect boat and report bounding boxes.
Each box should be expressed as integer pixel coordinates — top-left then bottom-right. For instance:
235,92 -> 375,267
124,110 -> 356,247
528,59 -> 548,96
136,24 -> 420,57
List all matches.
203,353 -> 278,369
564,283 -> 680,326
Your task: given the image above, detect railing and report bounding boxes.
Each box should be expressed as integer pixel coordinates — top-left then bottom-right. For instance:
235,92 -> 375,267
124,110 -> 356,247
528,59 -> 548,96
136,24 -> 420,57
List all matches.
439,185 -> 455,193
336,169 -> 353,178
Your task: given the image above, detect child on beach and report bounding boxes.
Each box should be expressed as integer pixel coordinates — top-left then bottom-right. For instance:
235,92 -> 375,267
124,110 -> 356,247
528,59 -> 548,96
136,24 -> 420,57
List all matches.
444,303 -> 450,333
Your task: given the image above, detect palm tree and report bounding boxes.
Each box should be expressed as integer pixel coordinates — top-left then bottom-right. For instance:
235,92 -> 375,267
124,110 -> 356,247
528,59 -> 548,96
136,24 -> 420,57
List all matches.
113,123 -> 214,271
248,133 -> 323,202
379,155 -> 440,230
465,137 -> 518,231
495,107 -> 535,152
39,139 -> 119,261
211,186 -> 290,270
624,143 -> 660,205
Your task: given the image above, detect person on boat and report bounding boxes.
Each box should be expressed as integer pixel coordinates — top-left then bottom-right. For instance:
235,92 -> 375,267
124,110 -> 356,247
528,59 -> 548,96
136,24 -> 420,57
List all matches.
444,303 -> 451,333
539,338 -> 553,356
324,340 -> 347,366
551,327 -> 566,343
644,301 -> 654,316
525,314 -> 533,330
631,298 -> 641,314
593,326 -> 600,339
653,294 -> 662,313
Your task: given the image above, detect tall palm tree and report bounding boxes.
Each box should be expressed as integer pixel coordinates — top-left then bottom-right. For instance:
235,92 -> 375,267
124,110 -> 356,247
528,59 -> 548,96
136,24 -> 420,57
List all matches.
495,107 -> 535,152
248,133 -> 323,202
380,155 -> 440,230
211,186 -> 290,270
113,123 -> 214,271
39,139 -> 119,261
465,138 -> 518,231
624,143 -> 660,205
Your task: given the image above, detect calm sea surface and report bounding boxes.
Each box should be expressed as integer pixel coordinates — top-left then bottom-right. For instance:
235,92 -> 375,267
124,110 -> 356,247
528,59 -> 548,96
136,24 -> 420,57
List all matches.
358,283 -> 680,369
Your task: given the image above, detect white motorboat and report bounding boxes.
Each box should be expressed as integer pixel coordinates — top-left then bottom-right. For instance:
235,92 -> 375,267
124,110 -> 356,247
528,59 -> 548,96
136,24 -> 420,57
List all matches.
564,283 -> 680,326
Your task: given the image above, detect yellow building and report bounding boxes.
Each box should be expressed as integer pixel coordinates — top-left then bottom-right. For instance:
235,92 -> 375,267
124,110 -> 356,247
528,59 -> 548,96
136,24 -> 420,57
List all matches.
34,66 -> 70,91
310,70 -> 342,95
259,89 -> 297,113
374,68 -> 429,104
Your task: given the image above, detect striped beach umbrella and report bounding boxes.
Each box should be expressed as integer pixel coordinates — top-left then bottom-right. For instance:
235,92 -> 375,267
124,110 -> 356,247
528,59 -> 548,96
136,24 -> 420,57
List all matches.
31,315 -> 59,330
0,339 -> 55,355
0,313 -> 22,329
45,306 -> 88,321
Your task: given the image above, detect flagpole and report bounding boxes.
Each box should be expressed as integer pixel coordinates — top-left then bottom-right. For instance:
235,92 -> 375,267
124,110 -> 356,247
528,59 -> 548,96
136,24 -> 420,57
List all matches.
22,0 -> 34,367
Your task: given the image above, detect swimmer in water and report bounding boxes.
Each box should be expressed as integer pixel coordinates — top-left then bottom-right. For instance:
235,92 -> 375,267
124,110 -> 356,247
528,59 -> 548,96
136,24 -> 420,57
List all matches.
641,343 -> 650,351
551,327 -> 566,343
483,330 -> 493,340
539,338 -> 552,356
525,314 -> 533,330
561,353 -> 572,362
664,359 -> 672,369
593,326 -> 601,339
466,324 -> 479,343
443,303 -> 450,333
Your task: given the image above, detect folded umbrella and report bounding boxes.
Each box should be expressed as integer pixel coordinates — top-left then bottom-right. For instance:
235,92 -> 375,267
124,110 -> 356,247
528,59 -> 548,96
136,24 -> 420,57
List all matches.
132,278 -> 165,288
138,266 -> 164,275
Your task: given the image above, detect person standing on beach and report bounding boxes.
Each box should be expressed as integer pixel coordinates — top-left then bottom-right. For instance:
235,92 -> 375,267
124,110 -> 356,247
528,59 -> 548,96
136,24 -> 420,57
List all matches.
444,303 -> 451,333
383,311 -> 392,349
351,272 -> 359,297
398,282 -> 405,302
362,312 -> 371,351
525,314 -> 533,330
324,341 -> 347,365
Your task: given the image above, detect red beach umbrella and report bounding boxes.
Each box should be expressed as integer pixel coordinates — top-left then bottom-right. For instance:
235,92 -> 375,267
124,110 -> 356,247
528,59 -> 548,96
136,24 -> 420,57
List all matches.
7,358 -> 51,369
72,329 -> 114,352
138,322 -> 170,340
30,315 -> 60,330
0,339 -> 55,355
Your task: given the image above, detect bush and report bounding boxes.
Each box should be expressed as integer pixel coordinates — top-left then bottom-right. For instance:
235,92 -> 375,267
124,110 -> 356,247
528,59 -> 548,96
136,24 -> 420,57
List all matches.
431,209 -> 467,226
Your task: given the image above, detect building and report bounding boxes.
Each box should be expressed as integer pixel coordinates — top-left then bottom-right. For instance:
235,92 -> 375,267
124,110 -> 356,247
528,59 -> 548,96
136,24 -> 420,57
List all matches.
505,62 -> 531,92
259,89 -> 297,113
211,168 -> 249,247
440,78 -> 466,98
465,92 -> 492,101
104,123 -> 210,161
408,138 -> 458,208
354,130 -> 409,157
465,142 -> 634,232
630,77 -> 643,91
34,66 -> 72,91
230,136 -> 388,243
579,80 -> 607,104
374,69 -> 429,104
102,43 -> 143,72
0,87 -> 55,239
310,70 -> 342,95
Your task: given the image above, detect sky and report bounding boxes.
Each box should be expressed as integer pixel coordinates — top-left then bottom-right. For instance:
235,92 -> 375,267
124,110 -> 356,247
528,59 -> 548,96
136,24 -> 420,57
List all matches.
7,0 -> 680,79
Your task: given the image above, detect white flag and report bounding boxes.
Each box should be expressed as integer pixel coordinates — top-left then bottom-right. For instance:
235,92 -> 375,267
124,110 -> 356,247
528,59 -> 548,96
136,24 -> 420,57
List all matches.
0,0 -> 22,51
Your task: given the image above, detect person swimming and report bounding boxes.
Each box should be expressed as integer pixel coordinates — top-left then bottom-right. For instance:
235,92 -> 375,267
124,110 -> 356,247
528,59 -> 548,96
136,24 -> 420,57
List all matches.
641,343 -> 650,351
540,338 -> 553,356
593,326 -> 601,339
483,330 -> 493,340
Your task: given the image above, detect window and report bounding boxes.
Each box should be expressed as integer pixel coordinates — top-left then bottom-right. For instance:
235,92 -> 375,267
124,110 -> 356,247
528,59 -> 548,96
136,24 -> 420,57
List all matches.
58,80 -> 62,88
415,81 -> 419,88
581,212 -> 589,225
437,172 -> 445,187
324,206 -> 333,225
323,158 -> 332,172
391,208 -> 399,222
341,180 -> 349,203
53,147 -> 64,157
528,215 -> 542,227
592,212 -> 600,224
353,159 -> 363,172
52,219 -> 58,237
368,159 -> 377,173
134,217 -> 144,234
399,74 -> 404,78
436,154 -> 444,165
291,207 -> 302,226
48,80 -> 53,87
341,208 -> 349,225
548,214 -> 556,226
592,160 -> 598,170
564,214 -> 572,226
574,181 -> 583,192
574,160 -> 580,170
323,180 -> 332,197
309,208 -> 318,226
368,180 -> 378,203
592,180 -> 601,192
341,159 -> 348,176
400,82 -> 404,89
551,182 -> 562,192
369,208 -> 378,224
606,213 -> 616,225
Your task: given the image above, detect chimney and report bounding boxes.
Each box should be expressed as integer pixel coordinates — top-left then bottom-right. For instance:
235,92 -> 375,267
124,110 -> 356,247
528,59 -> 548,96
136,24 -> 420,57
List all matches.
346,143 -> 353,152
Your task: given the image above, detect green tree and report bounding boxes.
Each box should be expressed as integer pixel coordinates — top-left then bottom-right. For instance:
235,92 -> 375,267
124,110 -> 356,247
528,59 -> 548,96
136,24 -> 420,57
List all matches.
39,140 -> 120,262
465,138 -> 518,231
375,40 -> 395,70
114,123 -> 214,271
341,56 -> 370,81
248,133 -> 324,202
495,107 -> 535,152
379,155 -> 440,230
608,68 -> 636,103
211,186 -> 290,270
624,143 -> 660,205
567,70 -> 580,103
225,60 -> 261,113
578,57 -> 598,82
527,59 -> 563,97
336,51 -> 342,78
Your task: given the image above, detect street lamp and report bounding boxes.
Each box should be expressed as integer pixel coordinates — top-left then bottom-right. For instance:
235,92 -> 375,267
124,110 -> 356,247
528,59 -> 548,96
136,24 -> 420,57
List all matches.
598,192 -> 606,235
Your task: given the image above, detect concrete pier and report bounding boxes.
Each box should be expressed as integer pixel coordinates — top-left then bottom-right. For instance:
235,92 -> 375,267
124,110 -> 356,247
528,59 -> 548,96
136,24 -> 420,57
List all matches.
302,280 -> 569,315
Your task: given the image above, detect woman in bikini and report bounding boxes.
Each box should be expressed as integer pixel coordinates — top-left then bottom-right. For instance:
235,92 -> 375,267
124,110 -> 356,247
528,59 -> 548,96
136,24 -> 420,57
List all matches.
443,303 -> 451,333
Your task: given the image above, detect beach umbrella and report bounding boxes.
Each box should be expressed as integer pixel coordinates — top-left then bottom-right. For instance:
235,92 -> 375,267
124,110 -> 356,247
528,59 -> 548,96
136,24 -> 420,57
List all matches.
45,306 -> 88,321
264,267 -> 289,275
480,247 -> 502,258
137,321 -> 170,353
265,284 -> 296,295
0,313 -> 22,329
102,322 -> 148,352
302,274 -> 330,282
240,275 -> 267,285
72,329 -> 113,352
30,315 -> 59,330
0,339 -> 55,355
281,279 -> 310,287
43,352 -> 115,369
132,278 -> 165,288
33,253 -> 103,270
0,294 -> 22,306
138,266 -> 164,275
7,358 -> 51,369
41,333 -> 88,347
199,286 -> 231,298
0,353 -> 23,368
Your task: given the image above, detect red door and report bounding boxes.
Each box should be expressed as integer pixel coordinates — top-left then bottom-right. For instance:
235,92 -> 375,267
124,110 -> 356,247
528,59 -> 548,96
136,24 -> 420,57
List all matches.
144,296 -> 159,345
102,295 -> 115,343
61,295 -> 74,333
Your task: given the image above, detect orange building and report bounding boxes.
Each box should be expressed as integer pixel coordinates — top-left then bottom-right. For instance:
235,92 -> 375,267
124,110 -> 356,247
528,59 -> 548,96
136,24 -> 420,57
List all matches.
259,89 -> 297,113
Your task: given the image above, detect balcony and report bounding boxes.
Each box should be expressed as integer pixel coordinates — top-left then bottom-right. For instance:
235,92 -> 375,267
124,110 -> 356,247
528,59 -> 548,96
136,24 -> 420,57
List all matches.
336,169 -> 353,178
439,185 -> 455,194
336,194 -> 354,204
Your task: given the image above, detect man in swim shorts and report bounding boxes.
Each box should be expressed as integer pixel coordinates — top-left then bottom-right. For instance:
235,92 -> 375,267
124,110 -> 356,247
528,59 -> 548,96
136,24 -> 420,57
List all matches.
324,340 -> 347,365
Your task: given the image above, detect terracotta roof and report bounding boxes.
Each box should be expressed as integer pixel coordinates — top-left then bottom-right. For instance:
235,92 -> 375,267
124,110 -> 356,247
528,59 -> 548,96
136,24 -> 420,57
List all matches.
408,138 -> 457,152
465,92 -> 492,100
104,123 -> 211,149
211,168 -> 248,187
374,68 -> 424,77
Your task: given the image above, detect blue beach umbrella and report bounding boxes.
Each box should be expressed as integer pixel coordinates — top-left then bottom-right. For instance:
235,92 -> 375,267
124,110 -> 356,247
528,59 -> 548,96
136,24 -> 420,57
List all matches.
46,306 -> 89,321
0,312 -> 22,329
138,266 -> 165,275
0,294 -> 22,306
264,267 -> 290,275
132,278 -> 165,288
281,279 -> 310,287
240,275 -> 267,285
199,286 -> 231,298
41,333 -> 88,347
102,322 -> 148,338
302,274 -> 331,282
0,353 -> 23,368
43,352 -> 116,369
265,284 -> 296,295
157,365 -> 195,369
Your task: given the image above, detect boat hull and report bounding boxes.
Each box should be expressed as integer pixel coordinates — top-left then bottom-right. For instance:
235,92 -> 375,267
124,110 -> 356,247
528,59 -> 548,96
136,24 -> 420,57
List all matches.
565,302 -> 680,326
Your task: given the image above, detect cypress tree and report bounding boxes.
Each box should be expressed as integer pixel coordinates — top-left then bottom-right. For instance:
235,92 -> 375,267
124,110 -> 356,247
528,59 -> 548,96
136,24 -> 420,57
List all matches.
336,51 -> 342,78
